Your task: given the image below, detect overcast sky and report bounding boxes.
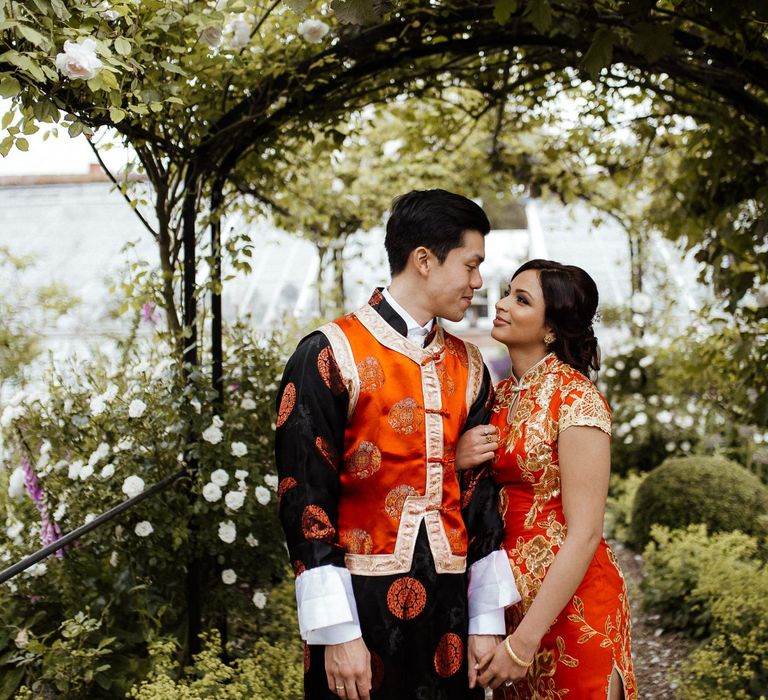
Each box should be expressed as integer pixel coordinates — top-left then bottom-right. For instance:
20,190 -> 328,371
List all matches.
0,100 -> 129,175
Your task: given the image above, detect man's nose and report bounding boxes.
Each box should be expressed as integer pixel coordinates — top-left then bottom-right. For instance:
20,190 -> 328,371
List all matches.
471,270 -> 483,289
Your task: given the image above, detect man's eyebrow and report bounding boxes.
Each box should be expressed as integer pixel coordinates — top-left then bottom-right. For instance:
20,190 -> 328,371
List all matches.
469,253 -> 485,263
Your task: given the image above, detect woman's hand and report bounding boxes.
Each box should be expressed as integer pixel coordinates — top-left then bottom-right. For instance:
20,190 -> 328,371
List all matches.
476,635 -> 535,690
455,424 -> 499,471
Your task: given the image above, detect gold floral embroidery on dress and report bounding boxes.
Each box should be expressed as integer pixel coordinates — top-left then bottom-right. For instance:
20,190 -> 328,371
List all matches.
559,382 -> 612,436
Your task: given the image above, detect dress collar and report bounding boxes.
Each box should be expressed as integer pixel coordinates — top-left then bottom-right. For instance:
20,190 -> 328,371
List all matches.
509,353 -> 557,389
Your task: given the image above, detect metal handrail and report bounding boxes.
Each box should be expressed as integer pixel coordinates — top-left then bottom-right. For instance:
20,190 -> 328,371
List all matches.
0,467 -> 187,585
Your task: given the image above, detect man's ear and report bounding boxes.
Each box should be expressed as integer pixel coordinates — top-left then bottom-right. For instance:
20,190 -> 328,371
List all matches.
411,246 -> 432,277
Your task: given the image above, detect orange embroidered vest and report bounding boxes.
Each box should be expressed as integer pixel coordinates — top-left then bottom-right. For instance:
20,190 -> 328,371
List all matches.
319,303 -> 484,575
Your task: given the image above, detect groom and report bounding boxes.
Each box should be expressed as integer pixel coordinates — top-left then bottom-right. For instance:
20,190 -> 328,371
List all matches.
275,189 -> 519,699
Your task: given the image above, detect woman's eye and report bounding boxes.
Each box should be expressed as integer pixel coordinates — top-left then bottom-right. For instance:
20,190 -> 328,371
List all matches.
517,295 -> 528,304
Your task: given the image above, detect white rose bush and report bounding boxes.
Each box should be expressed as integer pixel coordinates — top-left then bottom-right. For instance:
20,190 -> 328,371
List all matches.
0,326 -> 288,694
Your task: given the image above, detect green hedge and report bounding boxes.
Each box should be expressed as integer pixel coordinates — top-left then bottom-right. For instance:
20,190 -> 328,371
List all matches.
642,525 -> 768,698
629,456 -> 768,549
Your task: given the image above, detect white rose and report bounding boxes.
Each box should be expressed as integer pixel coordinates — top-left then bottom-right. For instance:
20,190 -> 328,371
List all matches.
225,16 -> 251,49
103,383 -> 119,402
89,396 -> 107,416
297,19 -> 329,44
128,399 -> 147,418
202,482 -> 223,502
98,1 -> 120,20
630,292 -> 652,314
190,398 -> 202,414
109,551 -> 119,567
254,485 -> 271,506
200,26 -> 223,47
68,460 -> 84,480
202,424 -> 223,444
28,562 -> 47,577
264,474 -> 279,490
88,442 -> 110,466
246,533 -> 259,548
122,475 -> 145,498
8,467 -> 26,499
212,415 -> 224,428
224,490 -> 245,511
53,502 -> 67,520
218,520 -> 236,543
235,469 -> 248,481
240,398 -> 256,410
221,569 -> 237,584
135,521 -> 154,537
55,38 -> 103,80
100,464 -> 115,479
6,521 -> 24,539
252,590 -> 267,609
210,469 -> 229,487
230,442 -> 248,457
79,464 -> 94,481
84,513 -> 96,524
116,438 -> 133,451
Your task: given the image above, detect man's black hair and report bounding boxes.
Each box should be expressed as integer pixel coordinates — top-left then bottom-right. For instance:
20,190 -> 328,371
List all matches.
384,189 -> 491,276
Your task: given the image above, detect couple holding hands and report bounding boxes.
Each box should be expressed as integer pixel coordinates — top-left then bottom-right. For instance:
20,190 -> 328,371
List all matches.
275,190 -> 637,700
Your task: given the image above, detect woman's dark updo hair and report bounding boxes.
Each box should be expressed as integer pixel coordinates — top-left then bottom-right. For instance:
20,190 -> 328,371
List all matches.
511,259 -> 600,377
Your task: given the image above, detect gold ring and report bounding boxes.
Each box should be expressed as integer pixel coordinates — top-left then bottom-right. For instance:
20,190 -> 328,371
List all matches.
485,433 -> 494,443
336,685 -> 345,690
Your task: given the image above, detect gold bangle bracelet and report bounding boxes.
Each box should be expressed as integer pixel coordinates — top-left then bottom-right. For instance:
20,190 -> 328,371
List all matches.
503,636 -> 534,668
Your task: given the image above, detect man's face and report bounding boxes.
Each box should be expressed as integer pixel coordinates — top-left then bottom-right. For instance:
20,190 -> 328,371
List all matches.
425,230 -> 485,322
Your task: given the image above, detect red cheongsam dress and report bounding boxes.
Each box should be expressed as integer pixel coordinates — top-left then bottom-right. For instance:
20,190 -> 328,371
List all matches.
491,354 -> 637,700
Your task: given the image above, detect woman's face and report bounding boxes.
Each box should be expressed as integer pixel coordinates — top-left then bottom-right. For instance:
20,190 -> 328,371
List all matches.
491,269 -> 551,351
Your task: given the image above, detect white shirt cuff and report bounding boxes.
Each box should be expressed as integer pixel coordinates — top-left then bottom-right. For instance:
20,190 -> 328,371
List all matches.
468,550 -> 521,634
295,565 -> 362,645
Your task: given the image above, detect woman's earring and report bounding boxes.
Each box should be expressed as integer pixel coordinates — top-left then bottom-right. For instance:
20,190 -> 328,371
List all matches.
544,334 -> 555,347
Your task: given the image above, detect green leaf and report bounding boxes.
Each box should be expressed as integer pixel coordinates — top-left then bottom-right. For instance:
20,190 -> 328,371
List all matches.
109,106 -> 126,123
630,22 -> 674,62
1,110 -> 12,129
331,0 -> 378,25
159,60 -> 187,75
582,27 -> 616,79
16,23 -> 51,50
285,0 -> 310,12
68,121 -> 84,137
1,50 -> 46,82
0,135 -> 13,157
494,0 -> 518,25
114,36 -> 131,56
0,76 -> 21,98
100,69 -> 119,89
523,0 -> 552,33
15,137 -> 29,151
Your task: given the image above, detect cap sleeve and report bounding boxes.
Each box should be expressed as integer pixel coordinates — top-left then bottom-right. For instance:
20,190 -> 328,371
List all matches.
558,381 -> 612,437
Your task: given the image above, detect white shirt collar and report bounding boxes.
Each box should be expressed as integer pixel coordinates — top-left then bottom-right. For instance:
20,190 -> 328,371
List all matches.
382,287 -> 434,342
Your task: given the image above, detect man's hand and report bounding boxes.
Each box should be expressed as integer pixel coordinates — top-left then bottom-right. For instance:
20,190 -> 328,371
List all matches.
455,424 -> 499,471
468,634 -> 502,688
325,637 -> 372,699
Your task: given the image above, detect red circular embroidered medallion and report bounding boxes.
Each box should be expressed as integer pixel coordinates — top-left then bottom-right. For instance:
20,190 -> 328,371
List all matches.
384,484 -> 418,518
357,356 -> 385,392
301,505 -> 336,542
318,346 -> 346,394
314,436 -> 339,471
293,560 -> 306,576
434,632 -> 463,677
277,477 -> 297,506
346,441 -> 382,479
387,398 -> 424,435
340,528 -> 373,554
386,577 -> 427,620
276,383 -> 296,427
